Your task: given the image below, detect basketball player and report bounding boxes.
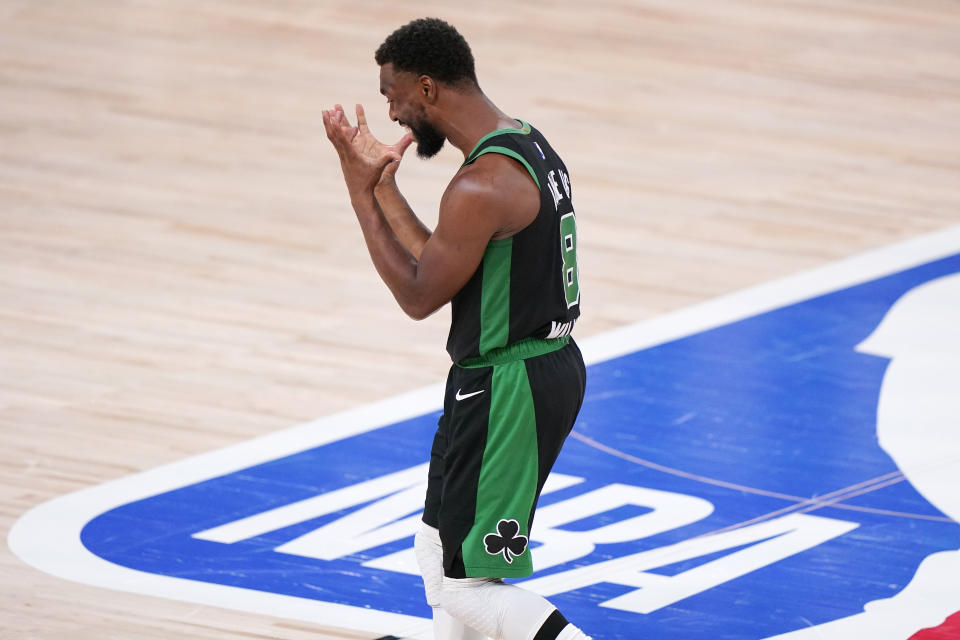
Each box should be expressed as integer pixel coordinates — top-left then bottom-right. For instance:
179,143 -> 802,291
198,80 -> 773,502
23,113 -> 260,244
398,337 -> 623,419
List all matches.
322,18 -> 590,640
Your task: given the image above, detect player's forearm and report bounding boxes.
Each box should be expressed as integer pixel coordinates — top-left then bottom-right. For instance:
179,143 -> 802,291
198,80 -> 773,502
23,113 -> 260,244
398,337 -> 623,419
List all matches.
374,179 -> 431,260
350,194 -> 437,320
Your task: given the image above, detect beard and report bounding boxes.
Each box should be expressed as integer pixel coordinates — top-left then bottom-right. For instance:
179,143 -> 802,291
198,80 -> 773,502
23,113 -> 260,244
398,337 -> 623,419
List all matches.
409,117 -> 446,159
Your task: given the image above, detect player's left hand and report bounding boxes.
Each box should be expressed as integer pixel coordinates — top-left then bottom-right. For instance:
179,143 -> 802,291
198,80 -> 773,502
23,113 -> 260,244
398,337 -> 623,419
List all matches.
322,104 -> 412,201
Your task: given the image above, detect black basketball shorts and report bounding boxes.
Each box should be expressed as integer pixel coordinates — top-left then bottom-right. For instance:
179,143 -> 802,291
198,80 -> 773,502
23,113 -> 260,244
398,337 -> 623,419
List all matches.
422,336 -> 586,579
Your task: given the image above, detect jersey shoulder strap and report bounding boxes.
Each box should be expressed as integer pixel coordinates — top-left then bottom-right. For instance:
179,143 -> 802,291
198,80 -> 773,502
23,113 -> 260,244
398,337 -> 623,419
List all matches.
461,120 -> 541,190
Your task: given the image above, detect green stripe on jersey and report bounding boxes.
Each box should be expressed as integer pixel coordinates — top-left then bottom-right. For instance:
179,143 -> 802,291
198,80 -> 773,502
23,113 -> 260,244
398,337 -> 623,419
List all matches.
469,147 -> 540,190
465,120 -> 531,162
461,359 -> 539,577
479,238 -> 512,354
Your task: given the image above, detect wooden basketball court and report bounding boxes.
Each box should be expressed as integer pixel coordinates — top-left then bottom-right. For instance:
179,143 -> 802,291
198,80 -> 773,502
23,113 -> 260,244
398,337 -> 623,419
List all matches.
3,2 -> 959,638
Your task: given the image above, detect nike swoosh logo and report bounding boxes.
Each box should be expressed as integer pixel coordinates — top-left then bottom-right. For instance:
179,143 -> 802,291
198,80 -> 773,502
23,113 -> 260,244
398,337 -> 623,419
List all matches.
455,388 -> 485,401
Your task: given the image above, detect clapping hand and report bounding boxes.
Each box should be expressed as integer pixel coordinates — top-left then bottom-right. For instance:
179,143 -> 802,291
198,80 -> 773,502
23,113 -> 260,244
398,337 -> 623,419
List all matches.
322,103 -> 413,200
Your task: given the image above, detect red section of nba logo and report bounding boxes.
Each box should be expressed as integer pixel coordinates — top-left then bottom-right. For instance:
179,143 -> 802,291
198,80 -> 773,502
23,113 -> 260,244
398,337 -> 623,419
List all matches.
909,610 -> 960,640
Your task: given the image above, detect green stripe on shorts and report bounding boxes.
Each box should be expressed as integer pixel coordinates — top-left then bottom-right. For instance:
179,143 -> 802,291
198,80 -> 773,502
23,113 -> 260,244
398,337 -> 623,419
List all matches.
461,359 -> 539,578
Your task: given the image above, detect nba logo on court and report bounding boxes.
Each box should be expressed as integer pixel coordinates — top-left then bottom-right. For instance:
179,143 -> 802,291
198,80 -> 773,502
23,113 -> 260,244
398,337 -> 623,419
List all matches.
10,230 -> 960,640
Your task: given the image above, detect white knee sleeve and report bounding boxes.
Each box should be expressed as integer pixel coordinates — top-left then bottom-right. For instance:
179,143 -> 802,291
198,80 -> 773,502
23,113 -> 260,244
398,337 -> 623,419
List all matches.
439,577 -> 556,640
432,608 -> 488,640
414,522 -> 444,607
416,522 -> 586,640
415,523 -> 488,639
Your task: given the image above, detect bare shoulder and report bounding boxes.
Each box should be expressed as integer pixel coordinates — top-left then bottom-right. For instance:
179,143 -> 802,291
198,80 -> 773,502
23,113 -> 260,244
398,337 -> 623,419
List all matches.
440,154 -> 540,239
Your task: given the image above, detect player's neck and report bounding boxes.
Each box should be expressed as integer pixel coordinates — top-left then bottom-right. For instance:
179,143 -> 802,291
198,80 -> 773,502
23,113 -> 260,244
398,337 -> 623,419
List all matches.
441,92 -> 519,158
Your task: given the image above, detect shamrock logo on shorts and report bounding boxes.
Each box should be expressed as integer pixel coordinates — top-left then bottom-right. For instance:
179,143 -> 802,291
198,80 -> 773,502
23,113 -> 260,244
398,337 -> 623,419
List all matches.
483,519 -> 528,564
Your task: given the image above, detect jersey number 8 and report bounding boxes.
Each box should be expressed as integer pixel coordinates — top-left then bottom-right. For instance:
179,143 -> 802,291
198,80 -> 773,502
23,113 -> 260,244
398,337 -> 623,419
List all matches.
560,212 -> 580,308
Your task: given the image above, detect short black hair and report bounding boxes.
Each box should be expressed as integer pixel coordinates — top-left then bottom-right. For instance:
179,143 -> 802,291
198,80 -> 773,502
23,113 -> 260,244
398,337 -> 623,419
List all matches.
375,18 -> 477,86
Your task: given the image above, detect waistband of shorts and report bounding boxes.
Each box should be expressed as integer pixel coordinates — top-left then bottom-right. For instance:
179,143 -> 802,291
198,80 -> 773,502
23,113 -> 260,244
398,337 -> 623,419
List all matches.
456,336 -> 570,369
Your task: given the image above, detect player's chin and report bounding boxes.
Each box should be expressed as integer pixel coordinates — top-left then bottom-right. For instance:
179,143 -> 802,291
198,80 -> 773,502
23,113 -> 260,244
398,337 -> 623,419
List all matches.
415,138 -> 445,159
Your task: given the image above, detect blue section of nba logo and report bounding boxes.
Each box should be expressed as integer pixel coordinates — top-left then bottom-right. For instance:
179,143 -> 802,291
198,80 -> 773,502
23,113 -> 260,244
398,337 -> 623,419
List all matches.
81,254 -> 960,640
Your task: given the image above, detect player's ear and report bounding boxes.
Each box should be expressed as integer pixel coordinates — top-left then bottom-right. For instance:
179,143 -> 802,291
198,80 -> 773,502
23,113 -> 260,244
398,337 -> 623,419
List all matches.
418,75 -> 438,104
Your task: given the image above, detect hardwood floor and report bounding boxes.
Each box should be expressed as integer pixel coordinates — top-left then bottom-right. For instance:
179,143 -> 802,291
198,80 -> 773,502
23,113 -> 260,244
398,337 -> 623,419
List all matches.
2,1 -> 958,638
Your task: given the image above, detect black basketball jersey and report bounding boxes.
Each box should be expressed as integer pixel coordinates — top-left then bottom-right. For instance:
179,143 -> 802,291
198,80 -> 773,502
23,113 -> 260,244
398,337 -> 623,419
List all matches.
445,120 -> 581,363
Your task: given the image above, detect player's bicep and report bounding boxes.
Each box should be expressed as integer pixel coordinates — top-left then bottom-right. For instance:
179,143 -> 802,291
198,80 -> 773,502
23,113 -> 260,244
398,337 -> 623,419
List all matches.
406,178 -> 502,319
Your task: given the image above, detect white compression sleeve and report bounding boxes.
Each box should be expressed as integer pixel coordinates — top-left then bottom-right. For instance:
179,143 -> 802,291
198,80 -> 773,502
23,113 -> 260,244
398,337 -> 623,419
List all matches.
414,522 -> 488,640
438,577 -> 556,640
416,522 -> 591,640
413,522 -> 444,607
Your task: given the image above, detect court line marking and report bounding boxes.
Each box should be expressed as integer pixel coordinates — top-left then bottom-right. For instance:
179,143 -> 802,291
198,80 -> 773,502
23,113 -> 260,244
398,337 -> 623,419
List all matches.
697,475 -> 910,540
8,224 -> 960,640
579,226 -> 960,365
570,431 -> 951,524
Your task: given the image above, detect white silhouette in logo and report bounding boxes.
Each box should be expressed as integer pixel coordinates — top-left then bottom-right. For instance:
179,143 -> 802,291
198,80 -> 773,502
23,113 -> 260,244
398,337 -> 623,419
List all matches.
859,272 -> 960,522
767,272 -> 960,640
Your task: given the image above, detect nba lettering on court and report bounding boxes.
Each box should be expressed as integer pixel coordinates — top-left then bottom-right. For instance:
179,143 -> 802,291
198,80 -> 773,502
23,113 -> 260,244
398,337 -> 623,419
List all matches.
9,228 -> 960,639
